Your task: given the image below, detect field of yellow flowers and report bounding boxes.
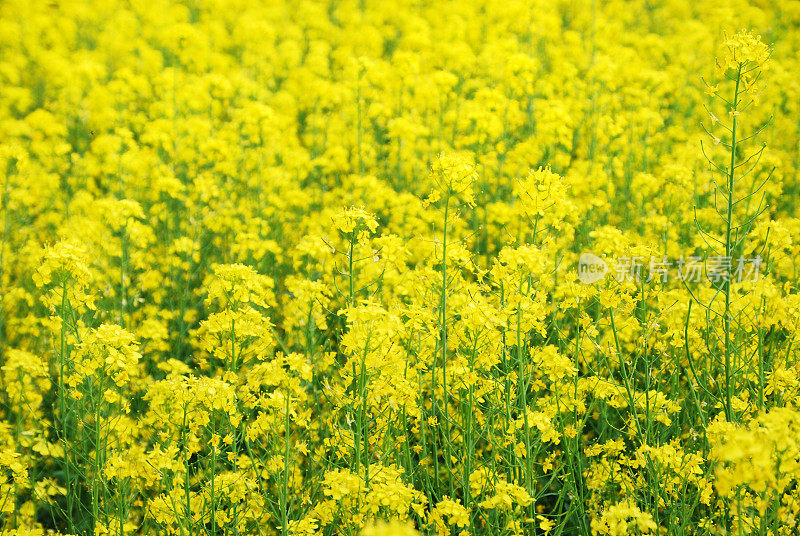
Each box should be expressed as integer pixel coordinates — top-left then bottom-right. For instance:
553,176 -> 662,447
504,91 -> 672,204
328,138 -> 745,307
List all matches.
1,0 -> 800,535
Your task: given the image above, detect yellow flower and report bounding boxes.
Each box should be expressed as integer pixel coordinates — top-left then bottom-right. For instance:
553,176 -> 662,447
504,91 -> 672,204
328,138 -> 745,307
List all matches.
429,496 -> 470,535
430,152 -> 478,207
717,29 -> 771,72
206,263 -> 275,310
360,519 -> 420,536
591,501 -> 657,535
331,205 -> 379,241
537,515 -> 555,534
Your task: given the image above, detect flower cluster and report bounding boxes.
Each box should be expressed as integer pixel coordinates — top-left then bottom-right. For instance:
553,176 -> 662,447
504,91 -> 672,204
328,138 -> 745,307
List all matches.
0,1 -> 798,536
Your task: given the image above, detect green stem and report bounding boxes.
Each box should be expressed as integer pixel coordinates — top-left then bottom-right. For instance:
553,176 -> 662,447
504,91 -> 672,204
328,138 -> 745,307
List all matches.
439,194 -> 453,495
723,64 -> 742,423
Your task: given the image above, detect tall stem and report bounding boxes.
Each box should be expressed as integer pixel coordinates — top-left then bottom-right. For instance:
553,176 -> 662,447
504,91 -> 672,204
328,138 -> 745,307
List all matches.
58,281 -> 75,534
723,64 -> 742,422
437,195 -> 453,494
